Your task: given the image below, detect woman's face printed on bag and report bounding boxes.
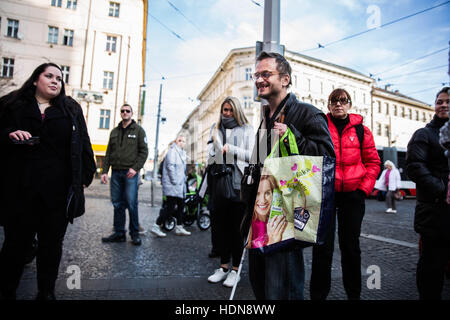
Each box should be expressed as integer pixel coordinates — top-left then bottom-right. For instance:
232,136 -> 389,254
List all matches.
255,179 -> 273,221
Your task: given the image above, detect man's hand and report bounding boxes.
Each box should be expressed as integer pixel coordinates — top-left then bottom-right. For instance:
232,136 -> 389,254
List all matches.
127,168 -> 137,179
101,173 -> 108,184
273,122 -> 287,137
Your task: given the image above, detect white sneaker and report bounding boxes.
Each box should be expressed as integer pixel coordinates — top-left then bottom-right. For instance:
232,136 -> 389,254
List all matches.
149,224 -> 166,237
175,225 -> 191,236
391,209 -> 397,213
208,268 -> 229,283
386,208 -> 393,213
138,225 -> 146,235
223,270 -> 240,288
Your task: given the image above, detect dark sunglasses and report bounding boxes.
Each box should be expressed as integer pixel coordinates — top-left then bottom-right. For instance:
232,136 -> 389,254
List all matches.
330,97 -> 351,105
121,109 -> 131,113
223,107 -> 233,112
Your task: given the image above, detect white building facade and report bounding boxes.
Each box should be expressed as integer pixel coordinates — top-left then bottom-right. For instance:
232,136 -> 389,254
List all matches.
0,0 -> 147,172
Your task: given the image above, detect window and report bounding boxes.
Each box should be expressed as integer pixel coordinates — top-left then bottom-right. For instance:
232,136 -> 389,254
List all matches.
243,96 -> 252,108
422,112 -> 426,122
393,105 -> 397,116
61,65 -> 70,84
409,109 -> 413,120
385,103 -> 389,115
48,26 -> 59,44
384,125 -> 390,137
307,79 -> 311,91
99,109 -> 111,129
376,123 -> 381,136
7,19 -> 19,38
103,71 -> 114,90
377,101 -> 381,113
67,0 -> 77,10
63,29 -> 74,46
51,0 -> 62,7
109,2 -> 120,17
1,58 -> 14,78
245,68 -> 252,81
106,36 -> 117,52
401,106 -> 405,117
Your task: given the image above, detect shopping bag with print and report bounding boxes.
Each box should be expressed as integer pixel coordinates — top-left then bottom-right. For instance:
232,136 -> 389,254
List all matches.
246,128 -> 335,253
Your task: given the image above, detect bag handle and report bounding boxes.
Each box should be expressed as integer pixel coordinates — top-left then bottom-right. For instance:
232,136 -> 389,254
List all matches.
267,128 -> 299,159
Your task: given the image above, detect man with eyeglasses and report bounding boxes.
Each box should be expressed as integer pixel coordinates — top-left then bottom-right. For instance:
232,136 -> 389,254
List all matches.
101,104 -> 148,246
407,87 -> 449,299
246,52 -> 335,300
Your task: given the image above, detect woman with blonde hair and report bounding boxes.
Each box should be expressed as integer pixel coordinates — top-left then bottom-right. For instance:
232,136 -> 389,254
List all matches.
375,160 -> 402,213
206,96 -> 254,288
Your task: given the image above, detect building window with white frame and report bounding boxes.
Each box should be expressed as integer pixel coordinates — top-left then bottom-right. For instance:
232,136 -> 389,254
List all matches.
109,2 -> 120,18
7,19 -> 19,38
384,125 -> 390,137
106,35 -> 117,53
67,0 -> 77,10
1,58 -> 15,78
103,71 -> 114,90
243,96 -> 252,108
385,102 -> 389,115
48,26 -> 59,44
245,68 -> 252,81
51,0 -> 62,7
63,29 -> 74,46
61,65 -> 70,84
376,123 -> 381,136
99,109 -> 111,129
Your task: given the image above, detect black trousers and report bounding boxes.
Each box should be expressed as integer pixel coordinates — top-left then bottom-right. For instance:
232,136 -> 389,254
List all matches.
214,198 -> 245,268
209,209 -> 220,253
310,190 -> 365,300
156,196 -> 184,226
417,234 -> 450,300
0,196 -> 69,298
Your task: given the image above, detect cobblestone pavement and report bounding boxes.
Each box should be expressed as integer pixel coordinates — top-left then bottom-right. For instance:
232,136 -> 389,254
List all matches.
1,179 -> 449,300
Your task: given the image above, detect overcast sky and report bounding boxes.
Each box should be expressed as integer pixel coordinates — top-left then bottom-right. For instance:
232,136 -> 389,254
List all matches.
141,0 -> 450,159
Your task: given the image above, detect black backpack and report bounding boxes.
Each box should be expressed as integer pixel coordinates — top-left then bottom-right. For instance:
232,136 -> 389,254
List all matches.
355,123 -> 364,159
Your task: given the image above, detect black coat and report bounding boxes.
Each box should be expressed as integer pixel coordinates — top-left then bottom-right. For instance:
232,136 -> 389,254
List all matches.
0,95 -> 96,224
406,115 -> 450,238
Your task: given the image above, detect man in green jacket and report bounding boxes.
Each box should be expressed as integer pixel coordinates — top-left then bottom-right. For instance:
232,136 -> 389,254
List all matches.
101,104 -> 148,246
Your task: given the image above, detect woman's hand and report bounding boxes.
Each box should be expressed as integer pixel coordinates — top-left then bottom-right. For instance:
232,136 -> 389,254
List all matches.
266,215 -> 287,245
9,130 -> 32,141
222,144 -> 229,154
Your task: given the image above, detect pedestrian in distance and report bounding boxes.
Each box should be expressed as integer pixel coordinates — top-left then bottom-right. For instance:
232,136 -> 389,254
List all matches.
406,86 -> 450,300
375,160 -> 402,213
310,88 -> 380,301
245,52 -> 335,300
150,135 -> 191,237
0,62 -> 96,300
101,104 -> 148,246
206,96 -> 254,288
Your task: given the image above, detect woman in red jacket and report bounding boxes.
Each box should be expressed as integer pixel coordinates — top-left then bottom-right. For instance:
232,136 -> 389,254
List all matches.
310,88 -> 380,300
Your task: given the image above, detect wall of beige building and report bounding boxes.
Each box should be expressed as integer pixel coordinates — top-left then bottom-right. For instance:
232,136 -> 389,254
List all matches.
181,47 -> 433,165
0,0 -> 146,174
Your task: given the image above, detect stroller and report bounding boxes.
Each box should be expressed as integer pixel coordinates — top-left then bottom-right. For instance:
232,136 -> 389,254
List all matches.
161,172 -> 211,232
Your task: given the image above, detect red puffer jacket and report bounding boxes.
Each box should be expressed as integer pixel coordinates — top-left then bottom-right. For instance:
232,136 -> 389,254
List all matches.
327,113 -> 380,195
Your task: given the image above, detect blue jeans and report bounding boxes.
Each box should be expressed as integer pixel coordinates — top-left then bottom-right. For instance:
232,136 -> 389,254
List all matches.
249,246 -> 305,300
110,170 -> 139,237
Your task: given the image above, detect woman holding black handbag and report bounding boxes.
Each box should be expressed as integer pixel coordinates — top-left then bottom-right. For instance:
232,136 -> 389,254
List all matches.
206,96 -> 254,288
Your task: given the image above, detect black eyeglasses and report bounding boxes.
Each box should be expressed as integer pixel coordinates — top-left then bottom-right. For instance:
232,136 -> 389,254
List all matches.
121,109 -> 131,113
330,97 -> 351,105
251,71 -> 280,81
